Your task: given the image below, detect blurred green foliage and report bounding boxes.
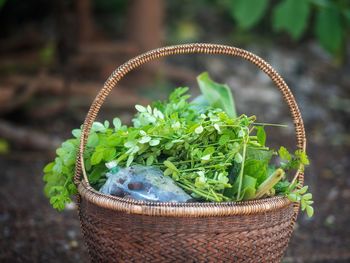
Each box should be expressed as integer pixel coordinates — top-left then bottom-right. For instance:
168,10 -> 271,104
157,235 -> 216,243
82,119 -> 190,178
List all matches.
93,0 -> 126,13
225,0 -> 349,59
39,42 -> 56,67
230,0 -> 269,29
1,0 -> 348,61
273,0 -> 310,40
0,139 -> 9,154
0,0 -> 6,9
92,0 -> 127,37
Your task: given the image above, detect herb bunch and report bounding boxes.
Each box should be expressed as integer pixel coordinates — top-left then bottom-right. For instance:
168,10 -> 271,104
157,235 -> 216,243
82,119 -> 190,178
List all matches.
43,73 -> 313,217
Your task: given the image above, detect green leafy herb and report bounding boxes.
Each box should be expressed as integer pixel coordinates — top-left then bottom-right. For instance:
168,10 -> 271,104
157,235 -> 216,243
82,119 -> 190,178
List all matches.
43,72 -> 312,218
287,185 -> 314,218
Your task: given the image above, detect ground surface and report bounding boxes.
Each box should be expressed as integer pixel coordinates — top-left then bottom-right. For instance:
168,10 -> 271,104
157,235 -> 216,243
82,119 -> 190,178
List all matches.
0,42 -> 349,262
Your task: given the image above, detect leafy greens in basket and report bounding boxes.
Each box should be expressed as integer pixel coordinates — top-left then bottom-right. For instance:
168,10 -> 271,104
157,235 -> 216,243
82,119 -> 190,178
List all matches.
43,72 -> 313,217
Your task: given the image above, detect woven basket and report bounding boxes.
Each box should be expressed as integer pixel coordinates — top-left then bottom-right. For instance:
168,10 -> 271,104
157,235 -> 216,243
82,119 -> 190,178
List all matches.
74,43 -> 306,263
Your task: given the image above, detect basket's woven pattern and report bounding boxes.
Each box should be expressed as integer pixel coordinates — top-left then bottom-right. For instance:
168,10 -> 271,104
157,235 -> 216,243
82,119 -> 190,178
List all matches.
79,198 -> 295,263
73,43 -> 307,262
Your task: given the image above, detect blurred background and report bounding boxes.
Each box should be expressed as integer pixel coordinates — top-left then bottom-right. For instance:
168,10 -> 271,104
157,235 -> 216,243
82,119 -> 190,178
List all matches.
0,0 -> 349,262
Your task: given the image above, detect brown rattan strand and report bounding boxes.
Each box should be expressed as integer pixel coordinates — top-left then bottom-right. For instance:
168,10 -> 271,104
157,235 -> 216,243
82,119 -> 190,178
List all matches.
73,43 -> 307,262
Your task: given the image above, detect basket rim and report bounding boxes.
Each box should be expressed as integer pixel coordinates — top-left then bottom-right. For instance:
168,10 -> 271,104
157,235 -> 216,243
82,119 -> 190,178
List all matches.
78,179 -> 295,217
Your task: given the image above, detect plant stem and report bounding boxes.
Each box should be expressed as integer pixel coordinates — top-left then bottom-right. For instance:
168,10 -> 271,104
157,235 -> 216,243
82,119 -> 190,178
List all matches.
180,164 -> 231,172
253,122 -> 288,128
255,168 -> 285,198
177,182 -> 218,202
197,139 -> 241,148
236,138 -> 248,200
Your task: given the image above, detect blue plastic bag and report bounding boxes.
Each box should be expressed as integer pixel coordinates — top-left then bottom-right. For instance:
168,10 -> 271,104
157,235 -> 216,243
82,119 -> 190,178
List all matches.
99,163 -> 192,202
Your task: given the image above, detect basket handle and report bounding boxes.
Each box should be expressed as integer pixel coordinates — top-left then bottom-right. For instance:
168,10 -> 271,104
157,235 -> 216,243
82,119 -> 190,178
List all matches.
74,43 -> 306,187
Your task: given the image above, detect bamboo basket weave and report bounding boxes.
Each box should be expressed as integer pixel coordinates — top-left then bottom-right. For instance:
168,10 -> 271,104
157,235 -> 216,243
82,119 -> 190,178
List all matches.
74,43 -> 306,263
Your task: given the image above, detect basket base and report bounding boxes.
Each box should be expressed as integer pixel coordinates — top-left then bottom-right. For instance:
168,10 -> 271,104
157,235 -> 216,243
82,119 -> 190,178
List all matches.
78,197 -> 296,263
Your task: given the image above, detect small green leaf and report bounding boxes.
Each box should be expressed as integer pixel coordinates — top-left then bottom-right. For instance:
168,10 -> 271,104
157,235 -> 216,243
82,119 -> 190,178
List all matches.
214,123 -> 221,133
164,168 -> 173,176
113,118 -> 122,130
149,139 -> 160,146
197,72 -> 237,118
298,185 -> 308,195
87,133 -> 99,147
124,140 -> 136,148
242,175 -> 257,200
89,165 -> 108,184
172,172 -> 179,181
203,146 -> 215,156
256,126 -> 266,146
195,173 -> 207,188
301,199 -> 306,210
165,142 -> 174,150
139,136 -> 151,144
92,122 -> 106,132
273,0 -> 310,40
219,134 -> 230,146
43,162 -> 55,173
201,154 -> 211,161
234,153 -> 243,163
246,148 -> 273,162
295,150 -> 310,165
72,129 -> 81,138
146,155 -> 154,166
135,105 -> 147,112
147,105 -> 152,114
238,129 -> 245,138
106,134 -> 122,147
278,146 -> 292,161
195,125 -> 204,134
164,160 -> 178,171
91,151 -> 103,165
218,173 -> 229,184
288,193 -> 299,202
306,205 -> 314,217
303,193 -> 312,200
103,148 -> 116,161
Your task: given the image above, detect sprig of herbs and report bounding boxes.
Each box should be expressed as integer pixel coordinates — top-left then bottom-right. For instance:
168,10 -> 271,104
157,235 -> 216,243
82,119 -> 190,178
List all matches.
43,73 -> 312,217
